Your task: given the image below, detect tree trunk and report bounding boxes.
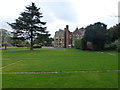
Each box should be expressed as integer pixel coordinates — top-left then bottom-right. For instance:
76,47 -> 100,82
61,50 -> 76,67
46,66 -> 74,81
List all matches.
30,30 -> 33,50
5,44 -> 7,50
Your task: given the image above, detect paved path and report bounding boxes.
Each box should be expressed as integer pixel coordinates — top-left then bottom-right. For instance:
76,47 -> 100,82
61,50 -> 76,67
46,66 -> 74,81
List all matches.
0,49 -> 28,52
42,46 -> 54,48
0,47 -> 27,49
0,47 -> 55,52
1,70 -> 120,74
0,60 -> 23,70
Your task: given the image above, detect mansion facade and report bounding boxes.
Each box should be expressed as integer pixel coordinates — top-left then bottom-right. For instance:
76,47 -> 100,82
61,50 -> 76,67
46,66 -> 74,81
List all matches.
54,25 -> 85,48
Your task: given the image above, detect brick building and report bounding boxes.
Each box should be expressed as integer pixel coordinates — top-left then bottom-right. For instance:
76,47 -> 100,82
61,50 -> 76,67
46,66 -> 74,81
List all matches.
54,25 -> 85,48
72,27 -> 85,46
64,25 -> 72,48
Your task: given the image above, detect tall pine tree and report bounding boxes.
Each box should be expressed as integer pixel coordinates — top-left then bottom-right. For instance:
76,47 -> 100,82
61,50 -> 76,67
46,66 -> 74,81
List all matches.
8,2 -> 48,50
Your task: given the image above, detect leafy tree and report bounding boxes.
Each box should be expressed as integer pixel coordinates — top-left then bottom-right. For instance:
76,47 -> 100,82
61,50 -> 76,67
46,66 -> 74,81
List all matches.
107,24 -> 120,43
81,38 -> 87,50
106,23 -> 120,51
117,38 -> 120,52
8,2 -> 48,50
84,22 -> 108,51
0,29 -> 12,50
115,23 -> 120,39
107,27 -> 116,43
47,37 -> 54,46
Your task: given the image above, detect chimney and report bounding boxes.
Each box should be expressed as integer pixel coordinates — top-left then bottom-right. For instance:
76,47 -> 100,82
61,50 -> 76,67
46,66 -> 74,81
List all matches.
76,27 -> 78,30
66,25 -> 69,30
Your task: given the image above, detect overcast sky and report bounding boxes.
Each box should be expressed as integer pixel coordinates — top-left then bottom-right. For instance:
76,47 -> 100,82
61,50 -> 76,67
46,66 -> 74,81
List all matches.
0,0 -> 119,37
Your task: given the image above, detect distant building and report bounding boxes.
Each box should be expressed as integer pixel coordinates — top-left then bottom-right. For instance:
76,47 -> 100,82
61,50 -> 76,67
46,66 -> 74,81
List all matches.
72,27 -> 85,46
54,29 -> 65,48
54,25 -> 85,48
64,25 -> 72,48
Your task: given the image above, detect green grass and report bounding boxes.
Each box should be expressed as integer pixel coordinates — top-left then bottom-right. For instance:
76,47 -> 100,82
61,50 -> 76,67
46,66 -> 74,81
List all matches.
2,49 -> 118,72
3,72 -> 118,88
1,47 -> 28,51
2,48 -> 118,88
0,51 -> 2,89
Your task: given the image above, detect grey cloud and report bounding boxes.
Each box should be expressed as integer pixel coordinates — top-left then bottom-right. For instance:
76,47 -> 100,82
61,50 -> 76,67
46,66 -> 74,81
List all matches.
118,1 -> 120,23
37,2 -> 79,23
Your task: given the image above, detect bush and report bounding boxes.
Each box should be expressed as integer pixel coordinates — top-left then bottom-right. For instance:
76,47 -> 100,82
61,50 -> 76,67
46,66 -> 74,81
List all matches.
104,40 -> 117,50
74,39 -> 82,49
16,44 -> 25,47
117,39 -> 120,52
25,42 -> 30,47
81,38 -> 87,50
33,44 -> 41,48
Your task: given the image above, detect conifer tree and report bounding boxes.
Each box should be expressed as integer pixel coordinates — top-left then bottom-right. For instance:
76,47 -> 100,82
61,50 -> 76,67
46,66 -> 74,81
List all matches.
8,2 -> 48,50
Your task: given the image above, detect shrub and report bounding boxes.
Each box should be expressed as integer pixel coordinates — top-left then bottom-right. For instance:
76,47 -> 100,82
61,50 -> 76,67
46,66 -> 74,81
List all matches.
81,38 -> 87,50
74,39 -> 82,49
25,42 -> 30,47
117,39 -> 120,52
16,44 -> 25,47
33,44 -> 41,48
104,40 -> 117,50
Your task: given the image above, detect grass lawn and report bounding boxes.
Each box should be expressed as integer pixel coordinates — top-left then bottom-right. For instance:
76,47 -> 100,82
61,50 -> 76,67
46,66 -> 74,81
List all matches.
0,52 -> 1,89
3,72 -> 118,88
1,47 -> 28,51
1,48 -> 119,88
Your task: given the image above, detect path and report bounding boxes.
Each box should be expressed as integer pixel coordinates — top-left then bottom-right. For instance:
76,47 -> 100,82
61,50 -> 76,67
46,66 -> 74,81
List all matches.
1,70 -> 120,74
0,60 -> 23,70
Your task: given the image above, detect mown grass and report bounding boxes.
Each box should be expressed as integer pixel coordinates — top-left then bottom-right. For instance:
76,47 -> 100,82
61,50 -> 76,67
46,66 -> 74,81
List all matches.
1,47 -> 28,51
0,51 -> 2,89
2,48 -> 118,88
2,49 -> 118,72
3,72 -> 118,88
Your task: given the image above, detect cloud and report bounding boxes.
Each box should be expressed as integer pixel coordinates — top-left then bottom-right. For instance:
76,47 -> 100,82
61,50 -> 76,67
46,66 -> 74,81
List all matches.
0,0 -> 119,37
37,1 -> 79,23
119,1 -> 120,23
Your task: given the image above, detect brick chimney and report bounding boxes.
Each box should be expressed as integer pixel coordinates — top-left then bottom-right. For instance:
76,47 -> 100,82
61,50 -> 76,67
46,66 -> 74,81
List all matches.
66,25 -> 69,30
64,25 -> 70,48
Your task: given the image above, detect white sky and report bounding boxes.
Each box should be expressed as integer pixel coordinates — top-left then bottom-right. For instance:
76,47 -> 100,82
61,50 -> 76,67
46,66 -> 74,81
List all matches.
0,0 -> 119,37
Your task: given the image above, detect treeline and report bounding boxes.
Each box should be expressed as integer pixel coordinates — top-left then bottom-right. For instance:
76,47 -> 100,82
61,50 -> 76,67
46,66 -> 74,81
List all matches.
1,28 -> 53,49
5,2 -> 53,50
74,22 -> 120,52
